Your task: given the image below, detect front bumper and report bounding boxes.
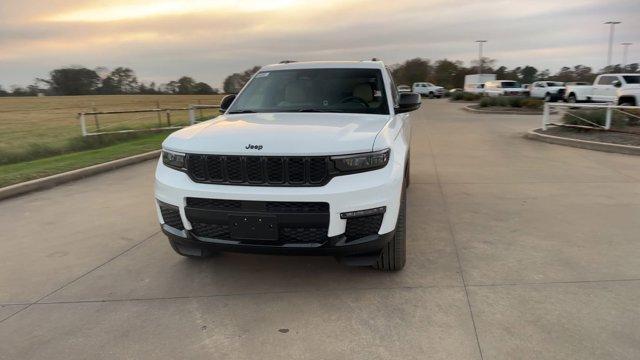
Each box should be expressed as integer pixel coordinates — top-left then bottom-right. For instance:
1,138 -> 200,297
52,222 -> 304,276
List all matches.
154,152 -> 405,254
163,224 -> 395,256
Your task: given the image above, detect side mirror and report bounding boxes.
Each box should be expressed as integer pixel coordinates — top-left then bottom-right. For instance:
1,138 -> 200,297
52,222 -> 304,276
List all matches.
612,80 -> 622,88
396,92 -> 421,114
219,94 -> 236,113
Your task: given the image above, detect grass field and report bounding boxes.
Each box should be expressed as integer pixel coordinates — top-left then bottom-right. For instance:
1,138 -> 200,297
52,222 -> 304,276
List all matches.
0,94 -> 224,187
0,94 -> 224,162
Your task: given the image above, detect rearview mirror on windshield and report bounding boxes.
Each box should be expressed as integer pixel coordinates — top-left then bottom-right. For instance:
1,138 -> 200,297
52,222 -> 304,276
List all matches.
396,92 -> 421,114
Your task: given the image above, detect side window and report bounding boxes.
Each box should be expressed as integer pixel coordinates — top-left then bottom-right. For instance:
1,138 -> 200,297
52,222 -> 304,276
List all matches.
536,82 -> 545,87
386,69 -> 399,107
597,76 -> 615,85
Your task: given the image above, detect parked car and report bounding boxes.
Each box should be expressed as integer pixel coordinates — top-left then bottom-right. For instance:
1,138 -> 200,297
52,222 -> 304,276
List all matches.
397,84 -> 411,93
564,74 -> 640,103
464,83 -> 485,94
464,74 -> 496,94
483,80 -> 528,97
565,81 -> 590,86
616,86 -> 640,106
529,81 -> 565,101
155,60 -> 422,271
412,82 -> 445,98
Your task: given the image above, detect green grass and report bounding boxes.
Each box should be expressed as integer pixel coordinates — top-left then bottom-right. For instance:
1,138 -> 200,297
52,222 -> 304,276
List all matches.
0,94 -> 223,164
0,132 -> 169,187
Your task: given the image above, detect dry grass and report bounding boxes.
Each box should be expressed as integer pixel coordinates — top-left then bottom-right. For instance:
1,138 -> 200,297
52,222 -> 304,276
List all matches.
0,94 -> 225,159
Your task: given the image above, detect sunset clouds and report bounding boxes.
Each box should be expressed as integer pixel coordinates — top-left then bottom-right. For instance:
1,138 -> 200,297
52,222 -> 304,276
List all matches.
1,0 -> 638,88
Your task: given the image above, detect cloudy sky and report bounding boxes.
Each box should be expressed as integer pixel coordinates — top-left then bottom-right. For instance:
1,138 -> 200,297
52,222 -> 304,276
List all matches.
1,0 -> 639,89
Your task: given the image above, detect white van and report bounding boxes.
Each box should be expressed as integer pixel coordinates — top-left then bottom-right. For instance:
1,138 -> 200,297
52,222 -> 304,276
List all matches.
483,80 -> 527,97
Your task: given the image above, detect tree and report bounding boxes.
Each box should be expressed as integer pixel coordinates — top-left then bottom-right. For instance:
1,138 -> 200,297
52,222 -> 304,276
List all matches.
432,59 -> 463,89
223,66 -> 260,93
390,58 -> 432,86
162,81 -> 179,94
109,67 -> 139,93
39,67 -> 101,95
470,57 -> 496,74
194,82 -> 215,94
177,76 -> 196,94
519,66 -> 538,84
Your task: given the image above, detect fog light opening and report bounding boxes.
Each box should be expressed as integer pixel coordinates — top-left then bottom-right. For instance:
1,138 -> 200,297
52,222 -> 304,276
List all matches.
340,206 -> 386,219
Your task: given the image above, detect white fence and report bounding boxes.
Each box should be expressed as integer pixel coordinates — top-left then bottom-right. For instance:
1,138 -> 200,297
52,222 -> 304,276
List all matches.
79,104 -> 220,136
542,102 -> 640,131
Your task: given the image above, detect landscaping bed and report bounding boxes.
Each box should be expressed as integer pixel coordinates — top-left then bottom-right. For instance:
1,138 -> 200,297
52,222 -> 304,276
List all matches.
535,127 -> 640,147
465,104 -> 545,114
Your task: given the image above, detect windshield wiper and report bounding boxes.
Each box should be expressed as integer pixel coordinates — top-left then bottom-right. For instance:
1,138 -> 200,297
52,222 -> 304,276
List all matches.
227,109 -> 256,114
297,108 -> 344,113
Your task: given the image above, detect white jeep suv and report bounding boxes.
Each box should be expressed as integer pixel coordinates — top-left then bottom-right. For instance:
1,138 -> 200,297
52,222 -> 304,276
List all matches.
155,61 -> 421,271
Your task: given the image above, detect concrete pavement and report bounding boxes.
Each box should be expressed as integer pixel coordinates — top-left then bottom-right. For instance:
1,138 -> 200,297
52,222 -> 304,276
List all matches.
1,100 -> 639,359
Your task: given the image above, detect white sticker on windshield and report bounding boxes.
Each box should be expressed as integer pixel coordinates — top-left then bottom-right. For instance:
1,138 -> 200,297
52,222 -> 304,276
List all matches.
255,72 -> 269,78
374,90 -> 382,97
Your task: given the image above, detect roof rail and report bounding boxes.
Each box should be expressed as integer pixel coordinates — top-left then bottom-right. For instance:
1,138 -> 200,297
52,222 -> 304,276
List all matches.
279,60 -> 296,64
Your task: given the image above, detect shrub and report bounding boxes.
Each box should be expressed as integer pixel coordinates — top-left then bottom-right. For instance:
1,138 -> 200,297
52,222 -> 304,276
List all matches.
508,96 -> 525,108
479,96 -> 544,109
561,109 -> 633,128
451,91 -> 482,101
521,99 -> 543,109
462,92 -> 482,101
451,91 -> 464,101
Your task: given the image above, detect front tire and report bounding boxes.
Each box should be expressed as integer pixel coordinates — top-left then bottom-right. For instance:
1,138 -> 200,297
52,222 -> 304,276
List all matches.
544,93 -> 552,102
567,94 -> 577,103
428,92 -> 434,99
373,187 -> 406,271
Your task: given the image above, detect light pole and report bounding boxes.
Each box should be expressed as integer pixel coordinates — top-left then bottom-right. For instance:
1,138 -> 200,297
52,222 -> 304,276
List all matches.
621,42 -> 632,68
604,21 -> 621,68
475,40 -> 487,75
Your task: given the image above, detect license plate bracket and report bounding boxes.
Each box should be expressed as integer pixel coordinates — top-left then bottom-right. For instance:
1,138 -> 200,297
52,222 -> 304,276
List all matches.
229,214 -> 278,241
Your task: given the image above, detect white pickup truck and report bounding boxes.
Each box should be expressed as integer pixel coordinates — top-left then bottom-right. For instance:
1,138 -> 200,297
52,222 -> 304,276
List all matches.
529,81 -> 565,102
564,73 -> 640,104
412,82 -> 444,98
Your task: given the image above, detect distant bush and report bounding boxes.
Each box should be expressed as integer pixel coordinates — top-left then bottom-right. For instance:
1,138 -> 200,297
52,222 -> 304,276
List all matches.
561,109 -> 638,127
521,99 -> 543,109
451,91 -> 482,101
479,96 -> 542,109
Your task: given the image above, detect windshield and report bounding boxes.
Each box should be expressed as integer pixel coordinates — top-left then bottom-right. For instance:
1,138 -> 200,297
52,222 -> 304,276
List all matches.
546,82 -> 564,86
500,81 -> 521,88
228,68 -> 389,115
623,76 -> 640,84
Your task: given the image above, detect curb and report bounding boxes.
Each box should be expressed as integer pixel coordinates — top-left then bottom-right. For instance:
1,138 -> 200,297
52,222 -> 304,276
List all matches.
0,150 -> 161,201
524,128 -> 640,155
462,104 -> 551,115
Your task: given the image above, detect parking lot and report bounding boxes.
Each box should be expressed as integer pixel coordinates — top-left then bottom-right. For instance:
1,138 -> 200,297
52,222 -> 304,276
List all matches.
1,100 -> 639,359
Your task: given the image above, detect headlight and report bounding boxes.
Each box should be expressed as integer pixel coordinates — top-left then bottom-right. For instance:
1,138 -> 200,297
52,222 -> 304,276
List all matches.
332,149 -> 390,173
162,149 -> 186,170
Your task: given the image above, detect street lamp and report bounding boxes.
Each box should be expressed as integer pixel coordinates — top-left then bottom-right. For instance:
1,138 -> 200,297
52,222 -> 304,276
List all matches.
621,42 -> 632,68
604,21 -> 621,68
475,40 -> 487,75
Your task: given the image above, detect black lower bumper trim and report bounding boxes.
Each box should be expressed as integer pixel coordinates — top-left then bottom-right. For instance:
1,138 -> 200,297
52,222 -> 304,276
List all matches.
162,224 -> 394,256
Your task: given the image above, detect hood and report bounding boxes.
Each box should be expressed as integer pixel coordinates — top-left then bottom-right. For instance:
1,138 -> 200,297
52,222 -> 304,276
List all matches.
163,112 -> 392,156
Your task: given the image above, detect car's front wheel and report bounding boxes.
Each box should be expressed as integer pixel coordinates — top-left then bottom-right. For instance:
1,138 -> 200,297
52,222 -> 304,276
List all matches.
373,186 -> 406,271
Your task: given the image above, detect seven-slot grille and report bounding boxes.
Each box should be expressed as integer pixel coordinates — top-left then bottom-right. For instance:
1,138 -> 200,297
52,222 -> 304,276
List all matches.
186,154 -> 330,186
